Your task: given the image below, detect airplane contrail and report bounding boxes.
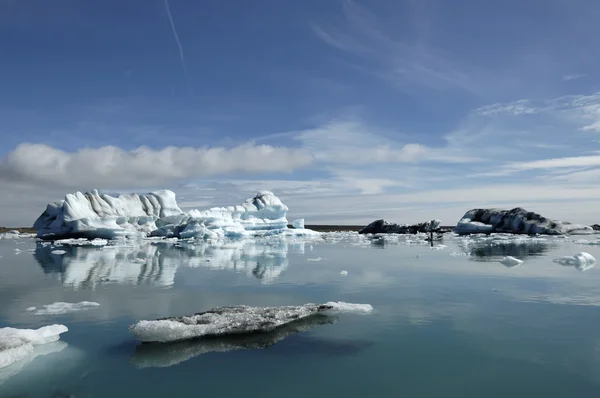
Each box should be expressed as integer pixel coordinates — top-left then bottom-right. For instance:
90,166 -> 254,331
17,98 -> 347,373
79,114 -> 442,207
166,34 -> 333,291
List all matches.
164,0 -> 190,85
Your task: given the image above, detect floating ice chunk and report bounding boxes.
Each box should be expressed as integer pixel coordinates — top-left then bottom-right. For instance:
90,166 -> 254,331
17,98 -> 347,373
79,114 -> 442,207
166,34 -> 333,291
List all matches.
340,270 -> 348,276
0,325 -> 68,369
51,250 -> 66,255
292,219 -> 305,229
553,252 -> 597,271
54,238 -> 108,247
499,256 -> 523,268
323,302 -> 373,313
26,301 -> 100,316
130,315 -> 335,368
306,257 -> 322,262
130,304 -> 333,343
573,239 -> 600,246
130,302 -> 372,343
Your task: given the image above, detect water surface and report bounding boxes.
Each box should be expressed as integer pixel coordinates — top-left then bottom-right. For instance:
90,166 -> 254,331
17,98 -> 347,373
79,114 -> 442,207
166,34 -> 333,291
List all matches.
2,232 -> 600,397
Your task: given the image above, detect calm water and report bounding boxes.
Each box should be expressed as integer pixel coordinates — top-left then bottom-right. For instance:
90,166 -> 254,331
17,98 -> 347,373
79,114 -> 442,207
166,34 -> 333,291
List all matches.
2,232 -> 600,397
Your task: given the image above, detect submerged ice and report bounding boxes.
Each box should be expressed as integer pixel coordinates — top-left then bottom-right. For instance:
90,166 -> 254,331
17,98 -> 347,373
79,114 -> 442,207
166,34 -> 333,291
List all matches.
130,302 -> 373,343
34,189 -> 318,241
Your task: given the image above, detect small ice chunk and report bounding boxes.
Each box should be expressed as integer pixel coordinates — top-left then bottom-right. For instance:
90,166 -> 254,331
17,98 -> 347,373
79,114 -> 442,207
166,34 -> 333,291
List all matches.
553,252 -> 597,271
292,219 -> 305,229
323,302 -> 373,313
340,270 -> 348,276
499,256 -> 523,268
0,325 -> 68,369
26,301 -> 100,316
51,250 -> 67,255
306,257 -> 322,262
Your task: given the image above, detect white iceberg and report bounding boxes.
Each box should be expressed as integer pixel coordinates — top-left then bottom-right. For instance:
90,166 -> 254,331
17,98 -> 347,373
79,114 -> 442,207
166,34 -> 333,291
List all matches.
0,325 -> 68,370
26,301 -> 100,316
130,302 -> 373,343
553,252 -> 597,271
34,189 -> 318,240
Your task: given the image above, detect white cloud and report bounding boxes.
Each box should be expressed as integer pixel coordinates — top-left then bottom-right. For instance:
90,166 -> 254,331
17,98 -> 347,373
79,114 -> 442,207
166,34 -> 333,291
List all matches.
562,73 -> 586,81
476,100 -> 537,116
502,156 -> 600,172
0,143 -> 314,189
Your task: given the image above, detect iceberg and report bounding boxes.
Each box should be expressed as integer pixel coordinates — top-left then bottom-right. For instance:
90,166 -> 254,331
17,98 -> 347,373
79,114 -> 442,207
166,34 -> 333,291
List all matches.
129,302 -> 373,343
454,208 -> 593,235
130,314 -> 336,368
359,219 -> 444,234
34,189 -> 318,240
0,325 -> 68,370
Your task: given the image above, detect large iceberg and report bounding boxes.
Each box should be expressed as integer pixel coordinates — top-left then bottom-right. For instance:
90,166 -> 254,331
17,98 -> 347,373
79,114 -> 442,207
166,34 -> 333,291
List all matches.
130,302 -> 373,343
34,189 -> 317,240
454,208 -> 594,235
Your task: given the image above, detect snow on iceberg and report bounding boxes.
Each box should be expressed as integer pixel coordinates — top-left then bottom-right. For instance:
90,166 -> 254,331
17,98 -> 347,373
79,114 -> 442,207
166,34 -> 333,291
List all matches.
0,325 -> 68,370
454,207 -> 593,235
26,301 -> 100,316
129,302 -> 373,343
34,189 -> 318,240
130,314 -> 336,368
553,252 -> 597,271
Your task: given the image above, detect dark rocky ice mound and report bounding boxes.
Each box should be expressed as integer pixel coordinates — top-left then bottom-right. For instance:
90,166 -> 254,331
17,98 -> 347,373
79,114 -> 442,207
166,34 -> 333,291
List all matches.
359,219 -> 443,234
454,207 -> 593,235
129,302 -> 372,343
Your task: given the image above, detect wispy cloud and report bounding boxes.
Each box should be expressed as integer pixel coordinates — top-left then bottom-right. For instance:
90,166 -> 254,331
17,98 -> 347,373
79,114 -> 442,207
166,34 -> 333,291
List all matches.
562,73 -> 587,81
311,0 -> 485,94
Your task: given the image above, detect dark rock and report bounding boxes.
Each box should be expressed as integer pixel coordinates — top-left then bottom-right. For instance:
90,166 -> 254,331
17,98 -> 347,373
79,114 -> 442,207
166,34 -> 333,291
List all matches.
359,219 -> 442,235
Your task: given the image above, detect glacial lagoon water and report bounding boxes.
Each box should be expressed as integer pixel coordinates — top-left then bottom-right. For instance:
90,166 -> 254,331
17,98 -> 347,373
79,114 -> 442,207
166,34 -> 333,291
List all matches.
3,232 -> 600,397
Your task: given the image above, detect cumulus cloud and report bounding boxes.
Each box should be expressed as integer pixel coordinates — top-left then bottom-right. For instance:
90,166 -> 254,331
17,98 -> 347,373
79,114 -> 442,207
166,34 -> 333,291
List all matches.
0,143 -> 314,189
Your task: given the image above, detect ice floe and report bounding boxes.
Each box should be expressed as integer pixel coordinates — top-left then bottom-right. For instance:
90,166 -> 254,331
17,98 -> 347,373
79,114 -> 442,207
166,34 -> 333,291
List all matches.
0,325 -> 68,370
34,189 -> 319,241
499,256 -> 524,268
130,302 -> 373,343
26,301 -> 100,316
130,314 -> 336,368
553,252 -> 597,271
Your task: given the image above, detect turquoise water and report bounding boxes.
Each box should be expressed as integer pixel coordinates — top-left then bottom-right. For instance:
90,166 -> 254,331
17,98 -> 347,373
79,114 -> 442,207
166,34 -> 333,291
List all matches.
2,233 -> 600,397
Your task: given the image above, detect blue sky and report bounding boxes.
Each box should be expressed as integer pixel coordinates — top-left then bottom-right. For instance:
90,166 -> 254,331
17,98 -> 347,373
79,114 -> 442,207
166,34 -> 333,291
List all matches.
1,0 -> 600,226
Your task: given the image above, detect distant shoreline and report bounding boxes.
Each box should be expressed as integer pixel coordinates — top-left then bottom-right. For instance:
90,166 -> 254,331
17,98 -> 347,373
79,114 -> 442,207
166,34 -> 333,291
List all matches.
2,225 -> 458,234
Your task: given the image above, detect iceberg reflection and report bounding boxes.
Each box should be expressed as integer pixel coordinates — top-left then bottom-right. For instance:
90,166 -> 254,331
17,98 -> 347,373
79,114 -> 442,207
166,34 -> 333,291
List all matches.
33,238 -> 291,289
130,314 -> 337,368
